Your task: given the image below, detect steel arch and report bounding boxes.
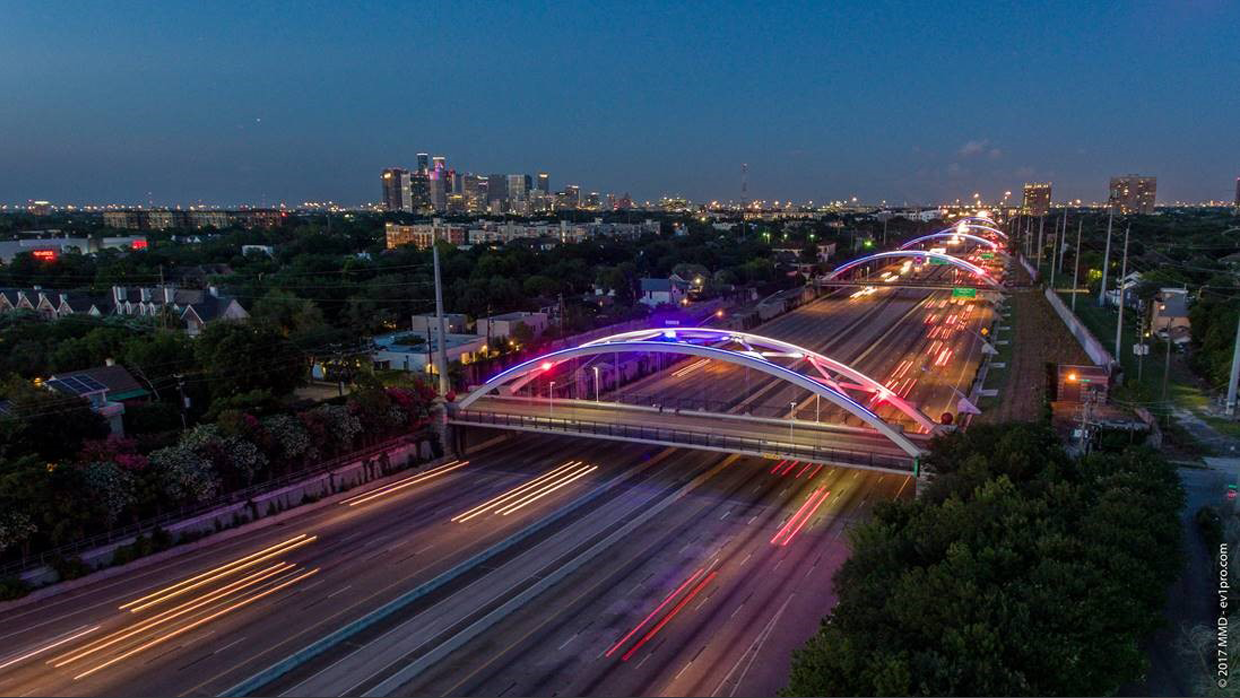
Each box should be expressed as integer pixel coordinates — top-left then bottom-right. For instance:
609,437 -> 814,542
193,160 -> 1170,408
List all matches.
949,221 -> 1008,240
459,338 -> 928,456
579,327 -> 939,432
899,232 -> 1001,251
825,250 -> 1002,289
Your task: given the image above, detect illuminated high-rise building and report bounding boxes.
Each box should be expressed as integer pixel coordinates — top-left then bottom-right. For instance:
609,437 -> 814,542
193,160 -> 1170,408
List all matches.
507,174 -> 531,203
1234,177 -> 1239,209
1021,182 -> 1051,216
1108,175 -> 1157,214
416,153 -> 429,174
381,168 -> 412,212
536,172 -> 550,193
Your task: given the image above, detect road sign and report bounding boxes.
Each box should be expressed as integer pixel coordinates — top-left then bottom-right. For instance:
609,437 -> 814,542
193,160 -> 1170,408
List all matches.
930,257 -> 949,265
1133,343 -> 1150,356
951,287 -> 978,299
980,253 -> 995,260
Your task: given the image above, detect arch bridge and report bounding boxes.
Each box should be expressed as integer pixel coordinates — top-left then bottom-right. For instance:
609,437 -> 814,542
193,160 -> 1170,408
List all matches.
451,328 -> 935,472
823,250 -> 1003,290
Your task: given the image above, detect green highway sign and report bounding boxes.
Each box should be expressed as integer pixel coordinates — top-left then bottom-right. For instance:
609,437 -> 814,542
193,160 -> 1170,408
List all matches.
979,253 -> 995,260
929,256 -> 949,265
951,287 -> 978,299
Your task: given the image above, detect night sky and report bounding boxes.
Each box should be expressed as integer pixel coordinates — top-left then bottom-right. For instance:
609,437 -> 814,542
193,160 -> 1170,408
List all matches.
3,0 -> 1237,206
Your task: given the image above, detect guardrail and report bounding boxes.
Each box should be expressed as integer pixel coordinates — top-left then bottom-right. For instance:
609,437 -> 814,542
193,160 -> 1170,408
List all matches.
450,408 -> 915,473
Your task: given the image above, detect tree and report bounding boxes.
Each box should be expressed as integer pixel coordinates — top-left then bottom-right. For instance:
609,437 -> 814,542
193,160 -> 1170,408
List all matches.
0,377 -> 109,462
250,289 -> 329,347
79,461 -> 137,529
784,425 -> 1183,697
194,321 -> 306,401
510,321 -> 535,349
149,444 -> 219,505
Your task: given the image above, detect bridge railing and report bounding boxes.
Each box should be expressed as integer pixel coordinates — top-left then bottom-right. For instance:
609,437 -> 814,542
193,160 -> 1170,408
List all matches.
451,408 -> 915,472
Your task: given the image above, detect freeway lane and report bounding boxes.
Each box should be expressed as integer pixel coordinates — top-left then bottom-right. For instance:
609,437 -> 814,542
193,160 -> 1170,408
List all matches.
0,435 -> 677,697
302,458 -> 910,696
0,250 -> 1000,697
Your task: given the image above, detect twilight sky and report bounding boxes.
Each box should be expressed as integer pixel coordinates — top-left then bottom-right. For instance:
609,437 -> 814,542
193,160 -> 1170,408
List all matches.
2,0 -> 1237,207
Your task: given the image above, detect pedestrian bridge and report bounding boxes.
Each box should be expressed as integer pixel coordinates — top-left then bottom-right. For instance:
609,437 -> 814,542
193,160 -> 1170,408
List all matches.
451,327 -> 938,472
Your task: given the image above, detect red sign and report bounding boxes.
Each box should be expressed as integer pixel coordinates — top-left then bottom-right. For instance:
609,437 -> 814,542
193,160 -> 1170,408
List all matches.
131,238 -> 148,250
31,249 -> 57,261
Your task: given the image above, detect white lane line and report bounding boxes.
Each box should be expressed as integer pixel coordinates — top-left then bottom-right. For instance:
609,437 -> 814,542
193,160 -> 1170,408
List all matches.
326,585 -> 352,599
712,593 -> 796,697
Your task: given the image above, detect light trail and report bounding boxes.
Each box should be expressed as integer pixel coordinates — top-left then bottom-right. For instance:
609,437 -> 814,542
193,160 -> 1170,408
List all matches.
778,490 -> 832,547
451,461 -> 582,523
0,626 -> 100,672
53,563 -> 292,667
341,459 -> 470,507
671,358 -> 710,378
117,534 -> 315,612
496,464 -> 598,516
770,487 -> 829,546
621,571 -> 718,661
72,567 -> 320,681
605,568 -> 705,658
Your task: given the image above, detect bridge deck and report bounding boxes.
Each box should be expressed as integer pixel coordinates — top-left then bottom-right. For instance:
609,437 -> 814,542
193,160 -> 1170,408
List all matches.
449,398 -> 924,474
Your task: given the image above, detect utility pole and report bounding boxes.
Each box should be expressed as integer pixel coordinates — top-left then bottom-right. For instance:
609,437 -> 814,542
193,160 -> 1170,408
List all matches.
1057,207 -> 1069,280
1137,314 -> 1146,382
175,373 -> 188,429
1162,322 -> 1172,403
1097,208 -> 1114,307
1226,312 -> 1240,416
1049,211 -> 1060,289
1113,225 -> 1130,364
432,244 -> 450,396
1036,215 -> 1045,270
1071,220 -> 1082,311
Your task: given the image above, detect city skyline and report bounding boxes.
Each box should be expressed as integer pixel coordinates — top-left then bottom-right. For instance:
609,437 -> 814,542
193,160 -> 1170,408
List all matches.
3,2 -> 1239,206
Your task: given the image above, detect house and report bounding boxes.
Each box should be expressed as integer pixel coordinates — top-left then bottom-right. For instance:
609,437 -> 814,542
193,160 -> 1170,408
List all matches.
45,363 -> 149,435
639,275 -> 691,307
411,313 -> 469,335
0,284 -> 249,335
369,332 -> 488,375
180,293 -> 250,337
1149,288 -> 1191,344
476,311 -> 550,342
1104,271 -> 1143,310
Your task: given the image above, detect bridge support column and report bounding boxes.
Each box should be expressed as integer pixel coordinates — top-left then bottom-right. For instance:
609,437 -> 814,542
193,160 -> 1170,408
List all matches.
433,401 -> 460,460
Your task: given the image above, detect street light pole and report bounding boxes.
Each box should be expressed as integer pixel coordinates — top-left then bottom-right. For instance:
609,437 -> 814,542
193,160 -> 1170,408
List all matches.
1113,225 -> 1130,363
789,401 -> 797,442
1226,312 -> 1240,416
1098,208 -> 1114,307
592,366 -> 600,403
549,380 -> 556,417
1071,220 -> 1082,312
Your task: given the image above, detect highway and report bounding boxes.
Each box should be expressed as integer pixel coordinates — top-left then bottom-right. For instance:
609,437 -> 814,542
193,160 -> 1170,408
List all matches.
0,248 -> 1000,697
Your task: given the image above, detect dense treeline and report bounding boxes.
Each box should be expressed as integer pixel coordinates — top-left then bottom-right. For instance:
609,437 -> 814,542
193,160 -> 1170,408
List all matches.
786,422 -> 1184,696
0,376 -> 436,569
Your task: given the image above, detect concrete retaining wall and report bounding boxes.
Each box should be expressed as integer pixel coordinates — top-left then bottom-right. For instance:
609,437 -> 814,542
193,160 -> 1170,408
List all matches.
1043,287 -> 1114,367
18,439 -> 432,587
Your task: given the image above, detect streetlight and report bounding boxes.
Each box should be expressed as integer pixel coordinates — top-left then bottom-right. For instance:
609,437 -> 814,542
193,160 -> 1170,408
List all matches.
789,401 -> 797,441
549,381 -> 556,417
592,366 -> 600,403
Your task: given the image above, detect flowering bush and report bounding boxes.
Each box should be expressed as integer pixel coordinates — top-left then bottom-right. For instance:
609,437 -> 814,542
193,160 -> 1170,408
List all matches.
80,461 -> 137,526
0,511 -> 36,557
148,444 -> 219,504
